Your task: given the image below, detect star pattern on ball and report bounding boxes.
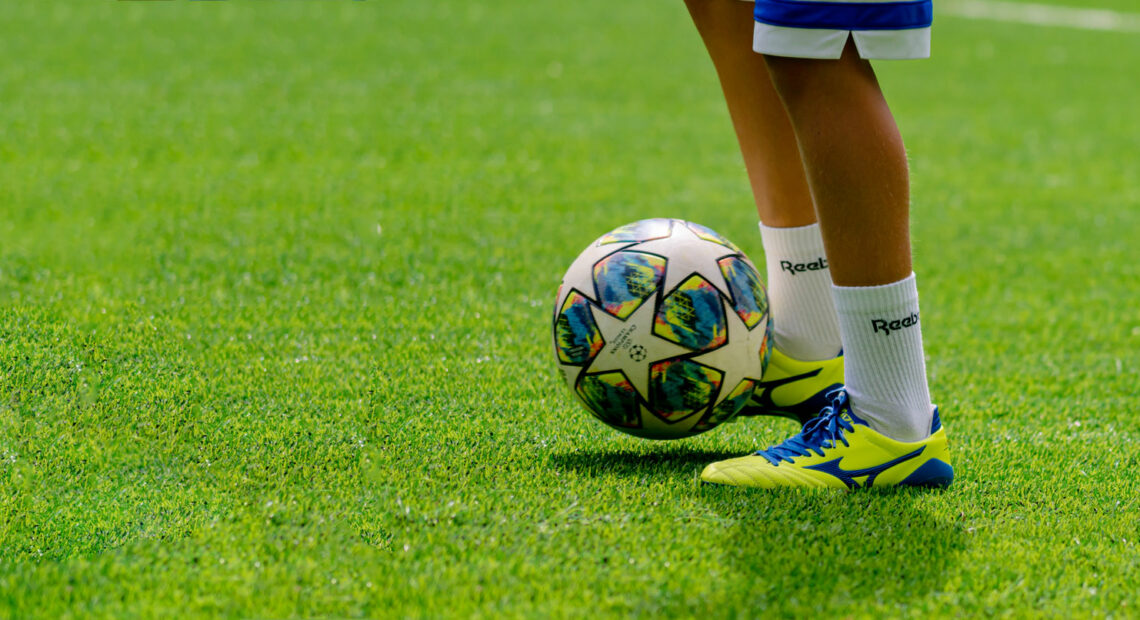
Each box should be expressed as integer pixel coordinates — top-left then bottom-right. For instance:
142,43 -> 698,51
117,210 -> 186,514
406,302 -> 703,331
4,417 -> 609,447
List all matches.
692,305 -> 768,407
632,222 -> 737,297
557,240 -> 636,309
586,297 -> 692,400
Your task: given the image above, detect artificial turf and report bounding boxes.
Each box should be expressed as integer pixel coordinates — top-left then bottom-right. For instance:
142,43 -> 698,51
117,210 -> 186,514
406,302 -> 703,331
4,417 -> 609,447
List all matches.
1,0 -> 1138,616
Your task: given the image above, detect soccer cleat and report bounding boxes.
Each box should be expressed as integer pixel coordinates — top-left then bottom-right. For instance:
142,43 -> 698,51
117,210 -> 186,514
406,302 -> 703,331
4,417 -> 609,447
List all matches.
737,347 -> 844,423
702,389 -> 953,490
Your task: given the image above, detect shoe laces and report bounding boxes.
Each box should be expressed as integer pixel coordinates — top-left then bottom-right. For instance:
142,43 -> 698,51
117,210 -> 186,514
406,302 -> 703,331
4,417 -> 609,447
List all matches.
755,389 -> 855,465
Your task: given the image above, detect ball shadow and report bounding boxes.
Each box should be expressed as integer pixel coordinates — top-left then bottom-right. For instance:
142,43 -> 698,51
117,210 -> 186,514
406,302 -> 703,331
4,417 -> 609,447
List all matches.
698,484 -> 966,614
548,448 -> 743,479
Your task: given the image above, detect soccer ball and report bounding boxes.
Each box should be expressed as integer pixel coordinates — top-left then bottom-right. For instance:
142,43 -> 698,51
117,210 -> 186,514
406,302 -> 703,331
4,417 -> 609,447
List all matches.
552,218 -> 771,440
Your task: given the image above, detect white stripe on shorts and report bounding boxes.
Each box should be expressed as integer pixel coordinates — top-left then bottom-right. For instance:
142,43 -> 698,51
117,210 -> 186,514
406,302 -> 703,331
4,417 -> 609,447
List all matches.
737,0 -> 933,60
754,22 -> 931,59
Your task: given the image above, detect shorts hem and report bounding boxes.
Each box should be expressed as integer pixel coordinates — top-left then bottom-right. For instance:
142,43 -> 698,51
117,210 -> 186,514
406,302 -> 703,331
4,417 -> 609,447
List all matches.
752,22 -> 931,59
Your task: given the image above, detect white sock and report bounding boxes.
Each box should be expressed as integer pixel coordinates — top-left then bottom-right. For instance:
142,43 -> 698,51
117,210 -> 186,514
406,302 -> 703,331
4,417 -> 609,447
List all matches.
758,222 -> 842,361
831,273 -> 933,442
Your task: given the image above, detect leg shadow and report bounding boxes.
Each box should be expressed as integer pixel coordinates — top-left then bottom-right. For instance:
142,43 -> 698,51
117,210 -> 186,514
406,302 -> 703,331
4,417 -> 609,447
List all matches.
698,485 -> 966,614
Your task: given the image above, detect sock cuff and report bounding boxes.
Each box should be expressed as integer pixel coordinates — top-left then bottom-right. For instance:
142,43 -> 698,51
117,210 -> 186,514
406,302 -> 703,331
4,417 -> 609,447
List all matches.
758,222 -> 826,258
831,272 -> 918,315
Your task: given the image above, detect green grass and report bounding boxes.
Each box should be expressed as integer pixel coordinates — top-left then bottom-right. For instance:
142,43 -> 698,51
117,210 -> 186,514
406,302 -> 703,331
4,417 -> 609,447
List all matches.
2,0 -> 1138,616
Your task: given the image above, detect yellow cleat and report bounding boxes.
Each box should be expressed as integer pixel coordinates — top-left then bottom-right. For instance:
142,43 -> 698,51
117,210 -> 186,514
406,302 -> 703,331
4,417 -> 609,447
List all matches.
703,389 -> 953,489
737,347 -> 845,423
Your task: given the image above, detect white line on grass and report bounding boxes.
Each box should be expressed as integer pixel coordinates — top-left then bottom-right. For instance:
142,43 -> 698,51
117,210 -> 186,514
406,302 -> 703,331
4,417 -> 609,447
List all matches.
940,0 -> 1140,33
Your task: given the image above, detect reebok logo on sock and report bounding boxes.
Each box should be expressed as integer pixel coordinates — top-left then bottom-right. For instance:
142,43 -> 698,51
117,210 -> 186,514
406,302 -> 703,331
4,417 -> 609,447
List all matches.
871,312 -> 920,336
780,257 -> 828,276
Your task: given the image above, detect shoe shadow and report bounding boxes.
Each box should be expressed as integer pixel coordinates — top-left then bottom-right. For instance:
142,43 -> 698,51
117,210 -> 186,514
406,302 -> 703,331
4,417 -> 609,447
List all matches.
698,485 -> 966,614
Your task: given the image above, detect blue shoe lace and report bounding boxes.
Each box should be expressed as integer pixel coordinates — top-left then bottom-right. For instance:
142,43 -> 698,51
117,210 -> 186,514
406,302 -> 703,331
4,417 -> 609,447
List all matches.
755,389 -> 856,465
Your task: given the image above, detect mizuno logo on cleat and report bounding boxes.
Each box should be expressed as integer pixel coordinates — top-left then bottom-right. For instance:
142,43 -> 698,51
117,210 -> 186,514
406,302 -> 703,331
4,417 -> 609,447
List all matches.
780,257 -> 828,276
871,312 -> 919,336
751,369 -> 823,412
805,446 -> 926,489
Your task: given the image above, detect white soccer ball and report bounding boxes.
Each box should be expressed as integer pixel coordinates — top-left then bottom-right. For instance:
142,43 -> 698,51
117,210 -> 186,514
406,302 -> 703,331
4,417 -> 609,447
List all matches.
552,218 -> 771,439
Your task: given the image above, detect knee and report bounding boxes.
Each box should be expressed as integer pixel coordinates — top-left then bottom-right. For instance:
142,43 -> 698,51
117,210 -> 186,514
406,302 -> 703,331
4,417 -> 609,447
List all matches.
763,41 -> 881,119
763,55 -> 835,122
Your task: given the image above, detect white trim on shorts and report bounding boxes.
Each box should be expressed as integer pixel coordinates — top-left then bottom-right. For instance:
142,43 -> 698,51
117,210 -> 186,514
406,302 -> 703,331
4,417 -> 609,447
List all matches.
737,0 -> 932,60
754,22 -> 930,59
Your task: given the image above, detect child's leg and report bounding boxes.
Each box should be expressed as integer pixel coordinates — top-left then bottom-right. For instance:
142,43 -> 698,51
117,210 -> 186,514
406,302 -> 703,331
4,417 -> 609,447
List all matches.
765,38 -> 932,441
685,0 -> 842,364
763,38 -> 911,287
683,0 -> 812,228
697,2 -> 950,489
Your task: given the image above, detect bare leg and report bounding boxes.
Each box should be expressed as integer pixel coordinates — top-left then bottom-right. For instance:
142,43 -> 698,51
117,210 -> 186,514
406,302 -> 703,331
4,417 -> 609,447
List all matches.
763,38 -> 912,287
685,0 -> 843,362
765,38 -> 933,441
684,0 -> 815,227
695,14 -> 947,488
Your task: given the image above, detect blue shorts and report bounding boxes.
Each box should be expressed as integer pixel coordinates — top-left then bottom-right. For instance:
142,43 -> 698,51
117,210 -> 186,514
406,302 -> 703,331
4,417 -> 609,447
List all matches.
744,0 -> 932,59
